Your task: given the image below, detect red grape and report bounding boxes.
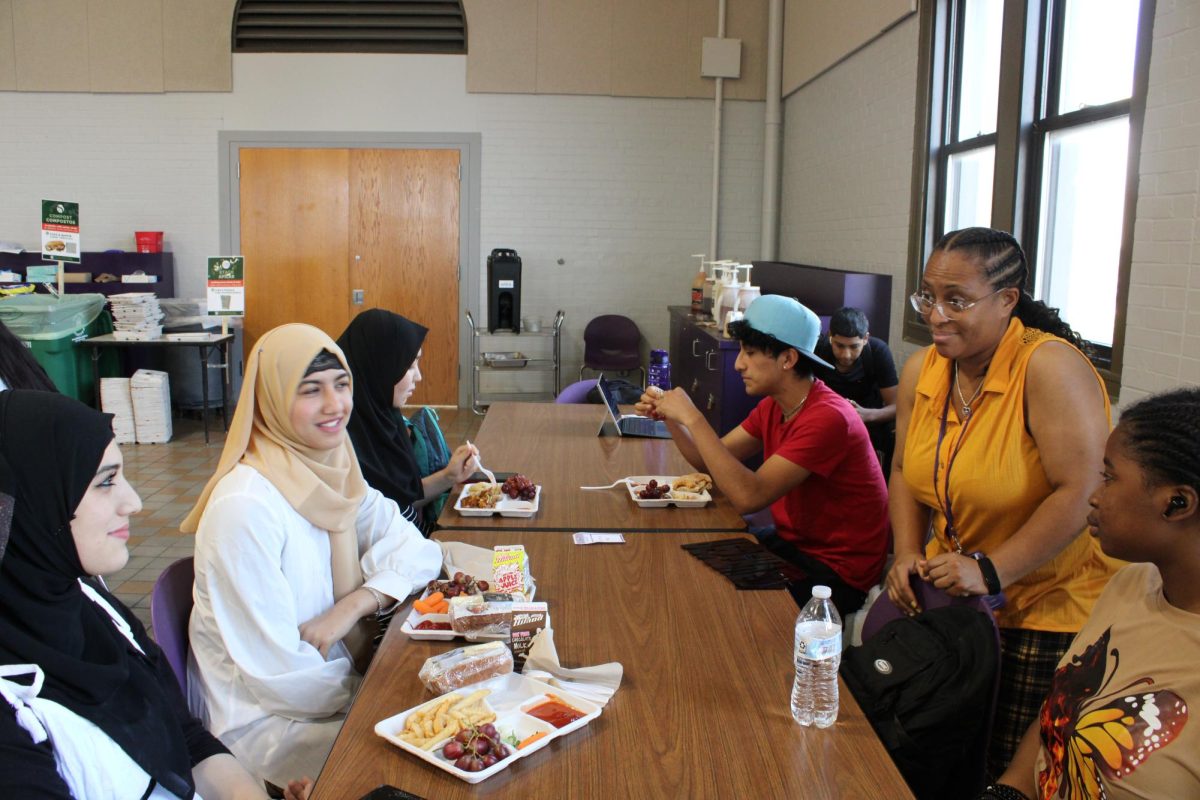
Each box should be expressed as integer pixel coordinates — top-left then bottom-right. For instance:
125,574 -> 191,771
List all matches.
481,754 -> 498,768
473,737 -> 491,755
480,723 -> 497,738
455,729 -> 473,744
442,741 -> 464,759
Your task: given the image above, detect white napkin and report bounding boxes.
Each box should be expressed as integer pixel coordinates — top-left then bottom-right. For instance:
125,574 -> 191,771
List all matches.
522,627 -> 622,707
437,541 -> 493,580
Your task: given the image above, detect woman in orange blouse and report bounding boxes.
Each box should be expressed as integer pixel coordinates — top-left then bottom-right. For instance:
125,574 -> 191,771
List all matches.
885,227 -> 1119,775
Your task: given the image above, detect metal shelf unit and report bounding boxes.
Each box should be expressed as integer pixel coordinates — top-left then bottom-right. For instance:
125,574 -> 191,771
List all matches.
466,309 -> 564,414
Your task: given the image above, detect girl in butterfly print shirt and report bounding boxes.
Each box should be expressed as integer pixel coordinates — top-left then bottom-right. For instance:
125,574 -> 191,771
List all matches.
990,387 -> 1200,800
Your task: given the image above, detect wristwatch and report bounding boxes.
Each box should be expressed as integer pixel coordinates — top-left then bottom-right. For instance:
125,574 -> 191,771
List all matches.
971,553 -> 1002,596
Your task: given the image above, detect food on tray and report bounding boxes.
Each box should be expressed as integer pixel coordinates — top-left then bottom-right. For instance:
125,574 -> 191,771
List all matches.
413,591 -> 449,615
501,474 -> 537,501
637,479 -> 671,500
420,642 -> 514,694
441,722 -> 513,771
449,594 -> 516,635
462,483 -> 503,509
427,572 -> 491,598
526,695 -> 586,728
491,544 -> 532,595
672,472 -> 713,493
515,730 -> 549,750
398,688 -> 497,750
415,620 -> 452,631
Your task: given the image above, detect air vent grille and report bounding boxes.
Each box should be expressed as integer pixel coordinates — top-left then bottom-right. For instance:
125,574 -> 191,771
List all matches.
233,0 -> 466,54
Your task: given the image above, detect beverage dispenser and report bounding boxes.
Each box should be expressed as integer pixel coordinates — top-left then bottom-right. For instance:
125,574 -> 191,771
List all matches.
487,248 -> 522,333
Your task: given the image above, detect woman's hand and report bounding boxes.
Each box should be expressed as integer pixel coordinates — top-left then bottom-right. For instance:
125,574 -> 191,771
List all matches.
444,442 -> 478,485
283,777 -> 313,800
299,588 -> 376,657
885,553 -> 926,614
923,552 -> 987,597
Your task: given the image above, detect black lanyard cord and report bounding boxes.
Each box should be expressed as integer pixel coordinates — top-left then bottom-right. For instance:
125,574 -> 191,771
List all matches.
932,382 -> 982,554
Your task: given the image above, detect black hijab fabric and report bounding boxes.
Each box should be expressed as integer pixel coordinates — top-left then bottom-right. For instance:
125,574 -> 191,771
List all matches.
0,390 -> 195,798
337,309 -> 429,509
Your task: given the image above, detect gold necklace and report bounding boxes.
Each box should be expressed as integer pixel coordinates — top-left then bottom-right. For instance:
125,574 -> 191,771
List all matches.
781,393 -> 809,422
953,361 -> 984,418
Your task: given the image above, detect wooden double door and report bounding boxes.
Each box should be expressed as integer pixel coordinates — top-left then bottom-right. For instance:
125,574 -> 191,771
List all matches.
239,147 -> 460,405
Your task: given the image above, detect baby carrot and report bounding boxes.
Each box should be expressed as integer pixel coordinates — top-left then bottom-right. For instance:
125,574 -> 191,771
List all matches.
413,598 -> 433,614
518,731 -> 549,749
425,591 -> 444,605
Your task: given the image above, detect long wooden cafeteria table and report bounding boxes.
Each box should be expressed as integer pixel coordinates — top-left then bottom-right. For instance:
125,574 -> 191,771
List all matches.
312,531 -> 914,799
436,402 -> 748,533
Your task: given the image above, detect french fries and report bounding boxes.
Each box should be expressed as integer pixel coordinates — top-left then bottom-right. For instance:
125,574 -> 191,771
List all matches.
397,688 -> 496,751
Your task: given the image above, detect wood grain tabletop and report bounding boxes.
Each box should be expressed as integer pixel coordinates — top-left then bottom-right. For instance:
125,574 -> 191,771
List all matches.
311,531 -> 914,800
435,403 -> 748,533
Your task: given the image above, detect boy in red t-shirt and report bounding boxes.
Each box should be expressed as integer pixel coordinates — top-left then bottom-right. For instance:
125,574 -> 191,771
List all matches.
638,295 -> 890,614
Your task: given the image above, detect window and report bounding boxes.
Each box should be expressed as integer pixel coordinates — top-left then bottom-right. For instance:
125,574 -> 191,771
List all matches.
907,0 -> 1156,382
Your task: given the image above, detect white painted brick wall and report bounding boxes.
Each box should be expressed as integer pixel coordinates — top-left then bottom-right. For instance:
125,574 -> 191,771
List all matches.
0,54 -> 764,387
778,15 -> 919,358
1121,0 -> 1200,407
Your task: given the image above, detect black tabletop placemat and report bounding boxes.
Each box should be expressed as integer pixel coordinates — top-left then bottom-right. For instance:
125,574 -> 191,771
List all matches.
681,538 -> 807,590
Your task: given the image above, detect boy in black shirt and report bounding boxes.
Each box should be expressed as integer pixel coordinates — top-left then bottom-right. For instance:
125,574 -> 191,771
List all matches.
813,307 -> 898,475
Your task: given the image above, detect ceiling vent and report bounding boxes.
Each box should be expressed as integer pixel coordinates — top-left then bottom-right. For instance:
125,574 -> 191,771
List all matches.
233,1 -> 467,54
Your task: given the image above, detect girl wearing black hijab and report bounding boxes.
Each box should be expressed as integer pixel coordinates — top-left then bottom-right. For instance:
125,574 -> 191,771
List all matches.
0,390 -> 277,799
337,309 -> 478,533
0,319 -> 56,391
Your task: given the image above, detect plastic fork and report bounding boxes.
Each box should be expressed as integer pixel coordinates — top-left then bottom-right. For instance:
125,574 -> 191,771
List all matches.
467,440 -> 496,484
579,478 -> 633,491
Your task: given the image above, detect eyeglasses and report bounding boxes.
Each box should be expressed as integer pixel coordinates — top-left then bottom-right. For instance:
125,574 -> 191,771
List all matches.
909,288 -> 1005,320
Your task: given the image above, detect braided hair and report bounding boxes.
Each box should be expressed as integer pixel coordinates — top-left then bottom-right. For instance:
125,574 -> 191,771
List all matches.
932,227 -> 1088,352
1117,387 -> 1200,493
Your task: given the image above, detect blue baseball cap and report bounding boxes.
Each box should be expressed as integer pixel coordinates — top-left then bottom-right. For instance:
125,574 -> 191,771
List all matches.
742,294 -> 834,371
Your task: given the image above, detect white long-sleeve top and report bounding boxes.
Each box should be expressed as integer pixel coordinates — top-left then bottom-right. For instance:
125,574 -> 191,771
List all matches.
186,464 -> 440,784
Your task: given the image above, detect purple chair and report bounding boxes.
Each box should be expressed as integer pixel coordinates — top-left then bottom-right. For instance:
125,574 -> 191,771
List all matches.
150,556 -> 195,693
579,315 -> 645,387
555,378 -> 598,404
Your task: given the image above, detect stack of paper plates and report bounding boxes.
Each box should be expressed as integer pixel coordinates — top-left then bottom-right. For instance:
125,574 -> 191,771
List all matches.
109,293 -> 164,340
131,369 -> 172,443
100,377 -> 135,444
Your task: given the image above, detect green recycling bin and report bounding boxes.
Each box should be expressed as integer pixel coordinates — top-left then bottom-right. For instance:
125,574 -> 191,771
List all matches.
0,294 -> 117,404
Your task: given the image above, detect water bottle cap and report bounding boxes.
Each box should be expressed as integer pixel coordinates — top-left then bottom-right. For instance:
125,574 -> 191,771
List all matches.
811,585 -> 832,599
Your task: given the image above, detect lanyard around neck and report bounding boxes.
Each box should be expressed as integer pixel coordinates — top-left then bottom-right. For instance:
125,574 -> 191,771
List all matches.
932,381 -> 982,553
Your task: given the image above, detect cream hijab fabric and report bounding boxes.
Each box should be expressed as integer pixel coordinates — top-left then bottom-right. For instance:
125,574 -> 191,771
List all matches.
181,323 -> 368,613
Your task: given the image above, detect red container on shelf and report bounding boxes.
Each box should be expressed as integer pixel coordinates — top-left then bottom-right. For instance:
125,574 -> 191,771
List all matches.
134,231 -> 163,253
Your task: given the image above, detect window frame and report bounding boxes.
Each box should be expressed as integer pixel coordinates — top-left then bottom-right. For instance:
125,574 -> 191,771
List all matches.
905,0 -> 1157,393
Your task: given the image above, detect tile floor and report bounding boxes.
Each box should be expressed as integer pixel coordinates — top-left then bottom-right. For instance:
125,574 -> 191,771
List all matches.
106,407 -> 483,633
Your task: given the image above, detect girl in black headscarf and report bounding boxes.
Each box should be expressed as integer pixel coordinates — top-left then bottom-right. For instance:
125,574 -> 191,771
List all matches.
0,390 -> 277,799
337,309 -> 478,534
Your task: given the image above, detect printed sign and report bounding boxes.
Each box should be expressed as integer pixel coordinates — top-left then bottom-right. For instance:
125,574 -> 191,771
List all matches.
41,200 -> 80,263
207,256 -> 245,316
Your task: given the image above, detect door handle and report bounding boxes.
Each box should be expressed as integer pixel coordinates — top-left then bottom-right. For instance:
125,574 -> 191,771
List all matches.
706,393 -> 716,411
690,377 -> 699,394
692,338 -> 701,357
706,351 -> 717,371
352,289 -> 365,305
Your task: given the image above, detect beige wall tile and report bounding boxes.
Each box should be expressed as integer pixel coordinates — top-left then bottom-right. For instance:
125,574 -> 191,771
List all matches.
13,0 -> 88,91
87,0 -> 164,93
163,0 -> 233,92
684,0 -> 717,99
783,0 -> 914,95
0,1 -> 15,89
536,0 -> 611,95
465,0 -> 537,94
611,0 -> 688,98
722,0 -> 767,101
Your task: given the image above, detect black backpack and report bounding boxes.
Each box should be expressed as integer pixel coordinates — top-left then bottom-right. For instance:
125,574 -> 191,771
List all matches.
840,605 -> 998,800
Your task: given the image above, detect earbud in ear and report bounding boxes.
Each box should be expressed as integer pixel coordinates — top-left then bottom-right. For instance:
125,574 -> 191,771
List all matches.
1165,495 -> 1187,516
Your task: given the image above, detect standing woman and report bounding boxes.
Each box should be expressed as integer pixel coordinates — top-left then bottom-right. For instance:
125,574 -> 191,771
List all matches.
182,324 -> 441,788
336,309 -> 477,534
0,390 -> 273,799
885,227 -> 1120,775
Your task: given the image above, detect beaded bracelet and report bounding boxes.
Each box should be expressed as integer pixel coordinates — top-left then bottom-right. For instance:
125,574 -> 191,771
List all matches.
980,783 -> 1031,800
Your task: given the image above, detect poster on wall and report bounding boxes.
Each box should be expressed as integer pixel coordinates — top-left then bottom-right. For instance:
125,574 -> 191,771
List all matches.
41,199 -> 80,263
207,257 -> 245,315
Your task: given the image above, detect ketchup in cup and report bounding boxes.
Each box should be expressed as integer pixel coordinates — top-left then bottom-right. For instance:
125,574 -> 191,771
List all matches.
526,695 -> 585,729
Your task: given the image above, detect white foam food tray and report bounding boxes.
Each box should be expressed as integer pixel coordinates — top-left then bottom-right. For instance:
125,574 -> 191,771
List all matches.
399,583 -> 539,642
625,475 -> 712,508
375,672 -> 601,783
454,483 -> 542,517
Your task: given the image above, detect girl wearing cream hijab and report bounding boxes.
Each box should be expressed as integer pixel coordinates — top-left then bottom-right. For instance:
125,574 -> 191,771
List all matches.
182,324 -> 440,789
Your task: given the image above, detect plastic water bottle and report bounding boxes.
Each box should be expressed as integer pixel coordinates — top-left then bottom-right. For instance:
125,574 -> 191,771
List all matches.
648,349 -> 671,391
791,585 -> 842,727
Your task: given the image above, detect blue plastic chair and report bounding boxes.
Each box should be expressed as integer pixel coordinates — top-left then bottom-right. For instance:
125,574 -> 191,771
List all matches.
556,379 -> 598,404
150,556 -> 194,693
